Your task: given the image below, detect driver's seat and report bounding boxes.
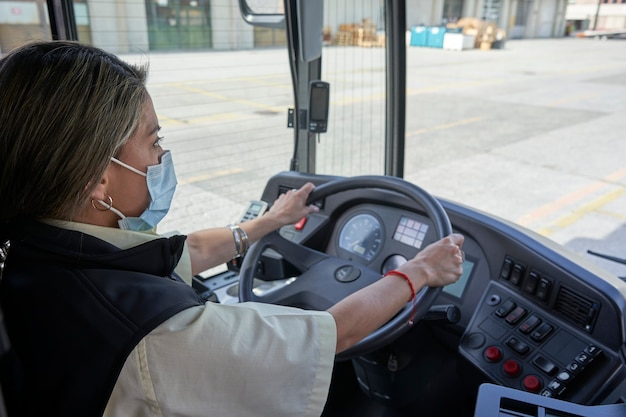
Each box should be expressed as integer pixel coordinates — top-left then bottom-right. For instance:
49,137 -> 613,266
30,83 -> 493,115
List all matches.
0,305 -> 11,417
0,240 -> 11,417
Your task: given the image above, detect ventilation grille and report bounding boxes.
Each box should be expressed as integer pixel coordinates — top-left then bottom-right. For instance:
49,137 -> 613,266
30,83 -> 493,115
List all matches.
554,286 -> 600,332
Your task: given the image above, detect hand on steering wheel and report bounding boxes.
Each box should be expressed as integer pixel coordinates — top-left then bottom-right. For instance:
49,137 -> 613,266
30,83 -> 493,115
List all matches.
239,175 -> 452,360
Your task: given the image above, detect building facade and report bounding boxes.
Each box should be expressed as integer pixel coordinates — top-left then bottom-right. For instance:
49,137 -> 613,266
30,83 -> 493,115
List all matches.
407,0 -> 569,38
0,0 -> 571,55
565,0 -> 626,32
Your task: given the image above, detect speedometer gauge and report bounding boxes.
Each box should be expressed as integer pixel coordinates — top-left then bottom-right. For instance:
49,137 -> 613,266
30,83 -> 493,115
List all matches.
338,213 -> 383,262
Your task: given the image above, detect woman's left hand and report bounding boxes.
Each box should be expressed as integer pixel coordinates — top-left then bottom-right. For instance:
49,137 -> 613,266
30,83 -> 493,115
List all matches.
188,182 -> 319,274
266,182 -> 319,227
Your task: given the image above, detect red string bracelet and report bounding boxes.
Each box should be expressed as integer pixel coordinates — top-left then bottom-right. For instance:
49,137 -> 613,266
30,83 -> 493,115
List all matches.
383,270 -> 417,326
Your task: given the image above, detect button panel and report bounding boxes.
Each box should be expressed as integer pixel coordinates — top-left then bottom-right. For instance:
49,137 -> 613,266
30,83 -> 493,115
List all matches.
461,272 -> 608,401
486,295 -> 603,398
485,346 -> 503,362
497,255 -> 601,334
519,315 -> 541,334
500,256 -> 553,304
523,375 -> 542,393
503,359 -> 522,377
533,356 -> 557,376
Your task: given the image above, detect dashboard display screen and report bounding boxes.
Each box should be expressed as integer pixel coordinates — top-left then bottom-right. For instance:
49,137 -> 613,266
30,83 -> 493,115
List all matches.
443,258 -> 475,299
248,202 -> 264,215
393,216 -> 429,249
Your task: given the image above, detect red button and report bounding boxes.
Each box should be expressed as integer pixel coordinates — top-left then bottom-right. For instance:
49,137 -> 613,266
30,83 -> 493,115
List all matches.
523,375 -> 542,392
294,217 -> 307,231
503,360 -> 521,377
485,346 -> 502,362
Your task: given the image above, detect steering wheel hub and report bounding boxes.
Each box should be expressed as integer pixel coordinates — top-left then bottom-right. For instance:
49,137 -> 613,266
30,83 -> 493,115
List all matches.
334,265 -> 361,283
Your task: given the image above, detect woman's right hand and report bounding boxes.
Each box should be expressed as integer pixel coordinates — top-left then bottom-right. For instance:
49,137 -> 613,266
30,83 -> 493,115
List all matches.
329,232 -> 465,353
395,233 -> 465,290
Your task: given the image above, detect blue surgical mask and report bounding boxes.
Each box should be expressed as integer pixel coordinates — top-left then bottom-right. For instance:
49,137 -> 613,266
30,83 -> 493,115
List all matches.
104,150 -> 177,231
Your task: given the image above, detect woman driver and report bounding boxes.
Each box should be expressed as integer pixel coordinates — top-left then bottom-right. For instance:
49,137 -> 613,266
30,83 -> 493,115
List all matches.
0,41 -> 464,417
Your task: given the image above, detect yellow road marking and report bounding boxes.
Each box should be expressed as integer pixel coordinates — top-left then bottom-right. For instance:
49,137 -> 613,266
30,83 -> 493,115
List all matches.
406,117 -> 483,136
333,95 -> 383,106
596,208 -> 626,221
546,93 -> 596,107
172,83 -> 284,113
188,112 -> 242,124
406,79 -> 504,96
538,188 -> 626,236
152,74 -> 288,86
156,113 -> 184,125
518,166 -> 626,227
178,167 -> 244,186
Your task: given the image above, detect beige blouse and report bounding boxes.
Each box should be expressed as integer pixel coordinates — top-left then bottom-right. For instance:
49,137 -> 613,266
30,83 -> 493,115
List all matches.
47,220 -> 337,417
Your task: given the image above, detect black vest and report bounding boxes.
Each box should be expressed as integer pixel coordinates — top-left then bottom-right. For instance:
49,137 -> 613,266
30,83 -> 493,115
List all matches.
0,221 -> 205,416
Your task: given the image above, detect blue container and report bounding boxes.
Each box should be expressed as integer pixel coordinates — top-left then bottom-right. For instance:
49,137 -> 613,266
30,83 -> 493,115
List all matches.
410,26 -> 428,47
427,26 -> 447,48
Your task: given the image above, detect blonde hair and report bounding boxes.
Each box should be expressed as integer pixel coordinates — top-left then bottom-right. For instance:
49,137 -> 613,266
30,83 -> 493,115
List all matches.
0,41 -> 148,230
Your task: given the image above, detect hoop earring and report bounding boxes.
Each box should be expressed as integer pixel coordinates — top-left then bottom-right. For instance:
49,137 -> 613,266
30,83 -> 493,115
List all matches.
92,195 -> 113,212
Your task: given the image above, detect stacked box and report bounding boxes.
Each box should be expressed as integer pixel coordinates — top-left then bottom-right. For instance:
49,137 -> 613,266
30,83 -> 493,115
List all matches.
447,17 -> 506,50
442,32 -> 476,51
410,26 -> 428,46
427,26 -> 447,48
334,19 -> 384,47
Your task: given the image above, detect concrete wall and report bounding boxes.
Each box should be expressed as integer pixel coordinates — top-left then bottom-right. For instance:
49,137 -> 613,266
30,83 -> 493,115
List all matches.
87,0 -> 149,53
324,1 -> 384,33
406,1 -> 438,27
211,0 -> 253,50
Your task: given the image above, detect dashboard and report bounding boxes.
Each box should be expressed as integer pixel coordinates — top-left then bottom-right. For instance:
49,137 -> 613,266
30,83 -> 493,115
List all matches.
322,204 -> 479,304
192,171 -> 626,411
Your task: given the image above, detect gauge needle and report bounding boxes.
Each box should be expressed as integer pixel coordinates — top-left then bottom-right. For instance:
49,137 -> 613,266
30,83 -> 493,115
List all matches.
350,240 -> 362,248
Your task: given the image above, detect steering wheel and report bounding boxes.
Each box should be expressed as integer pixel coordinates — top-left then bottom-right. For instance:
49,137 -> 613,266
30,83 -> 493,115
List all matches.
238,175 -> 452,360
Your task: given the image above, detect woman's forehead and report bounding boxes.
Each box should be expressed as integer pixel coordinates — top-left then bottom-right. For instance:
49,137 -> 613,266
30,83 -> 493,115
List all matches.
139,96 -> 159,134
116,98 -> 158,156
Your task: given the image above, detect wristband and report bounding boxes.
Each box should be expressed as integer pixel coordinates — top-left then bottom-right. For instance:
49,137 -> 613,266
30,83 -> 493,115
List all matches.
383,269 -> 417,326
238,225 -> 249,254
228,224 -> 250,259
227,224 -> 242,258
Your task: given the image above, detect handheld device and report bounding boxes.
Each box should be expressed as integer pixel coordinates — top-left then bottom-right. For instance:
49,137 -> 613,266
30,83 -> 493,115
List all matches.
308,80 -> 330,133
237,200 -> 268,223
226,200 -> 268,272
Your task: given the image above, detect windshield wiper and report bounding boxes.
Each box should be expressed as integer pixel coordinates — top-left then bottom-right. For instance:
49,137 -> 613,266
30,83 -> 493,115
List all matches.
587,250 -> 626,266
587,250 -> 626,281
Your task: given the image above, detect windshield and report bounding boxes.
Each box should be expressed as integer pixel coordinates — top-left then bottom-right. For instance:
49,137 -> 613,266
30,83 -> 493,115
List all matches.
1,0 -> 624,277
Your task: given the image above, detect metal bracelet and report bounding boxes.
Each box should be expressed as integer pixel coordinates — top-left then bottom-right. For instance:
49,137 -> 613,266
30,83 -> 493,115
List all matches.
227,224 -> 242,257
237,225 -> 249,255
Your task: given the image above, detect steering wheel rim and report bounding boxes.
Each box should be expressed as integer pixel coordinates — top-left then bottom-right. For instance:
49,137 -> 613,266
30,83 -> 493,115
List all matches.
239,175 -> 452,360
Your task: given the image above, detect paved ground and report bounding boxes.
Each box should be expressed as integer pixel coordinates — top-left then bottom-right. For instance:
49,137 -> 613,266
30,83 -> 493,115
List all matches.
127,37 -> 626,278
402,38 -> 626,278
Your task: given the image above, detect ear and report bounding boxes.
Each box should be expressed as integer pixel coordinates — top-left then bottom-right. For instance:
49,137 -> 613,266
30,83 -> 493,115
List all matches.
89,167 -> 111,202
